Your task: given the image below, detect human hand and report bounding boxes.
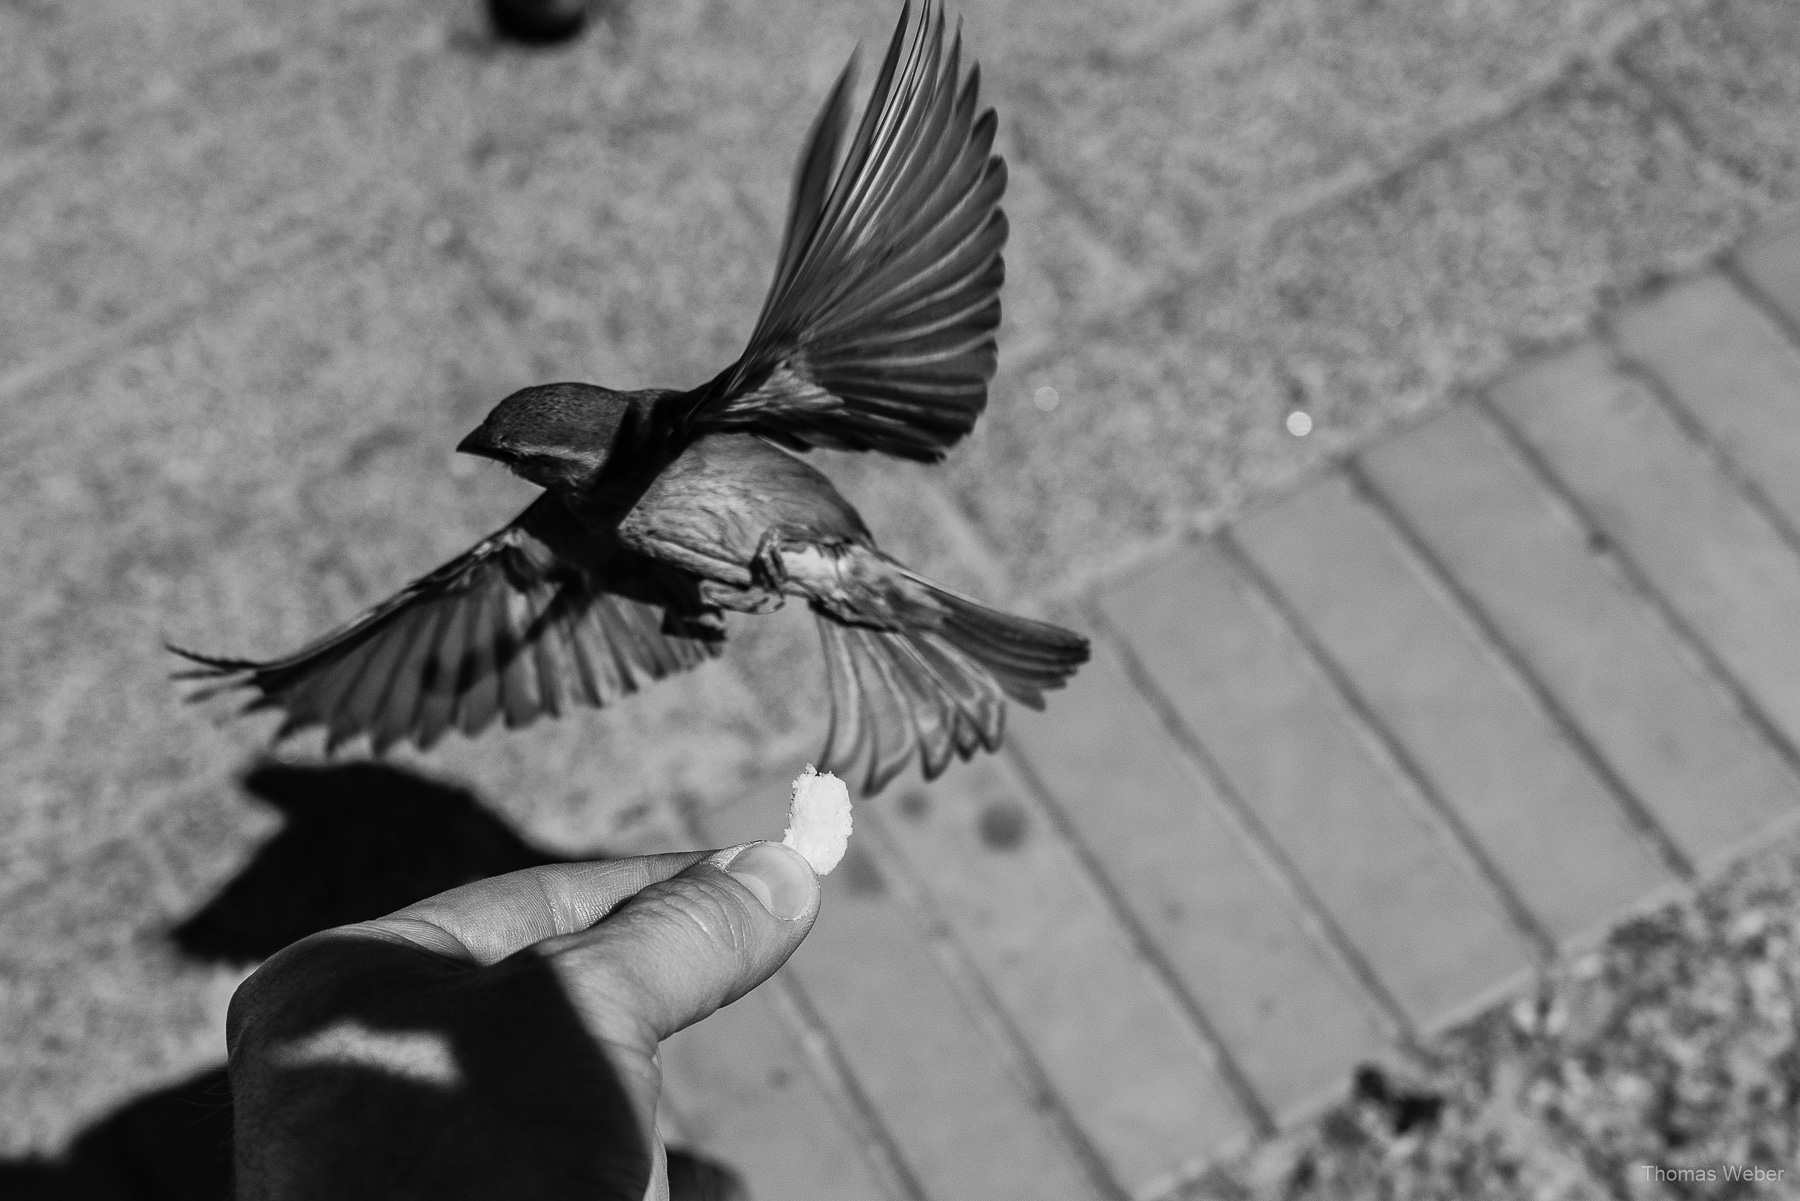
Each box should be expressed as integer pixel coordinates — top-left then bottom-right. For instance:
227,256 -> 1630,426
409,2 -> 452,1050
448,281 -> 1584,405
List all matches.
226,842 -> 821,1200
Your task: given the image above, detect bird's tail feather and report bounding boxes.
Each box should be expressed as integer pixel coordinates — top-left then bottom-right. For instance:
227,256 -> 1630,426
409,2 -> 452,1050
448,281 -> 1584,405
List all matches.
815,574 -> 1087,794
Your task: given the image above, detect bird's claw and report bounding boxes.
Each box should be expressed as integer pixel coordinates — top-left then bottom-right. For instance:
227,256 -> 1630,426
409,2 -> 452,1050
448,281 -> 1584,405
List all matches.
697,578 -> 784,616
749,529 -> 791,591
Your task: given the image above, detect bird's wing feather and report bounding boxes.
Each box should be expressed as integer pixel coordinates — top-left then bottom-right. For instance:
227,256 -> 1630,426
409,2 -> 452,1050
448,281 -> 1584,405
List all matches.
170,496 -> 722,753
684,1 -> 1007,463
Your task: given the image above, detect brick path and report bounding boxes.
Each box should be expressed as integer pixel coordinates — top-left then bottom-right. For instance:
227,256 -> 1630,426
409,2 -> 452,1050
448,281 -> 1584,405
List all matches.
639,223 -> 1800,1200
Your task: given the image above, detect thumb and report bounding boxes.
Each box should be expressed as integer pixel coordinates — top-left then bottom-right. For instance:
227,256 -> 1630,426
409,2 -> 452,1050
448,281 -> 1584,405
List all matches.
544,840 -> 821,1048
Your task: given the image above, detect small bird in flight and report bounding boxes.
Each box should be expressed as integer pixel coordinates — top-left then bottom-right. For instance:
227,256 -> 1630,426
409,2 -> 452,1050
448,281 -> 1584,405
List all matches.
174,1 -> 1088,794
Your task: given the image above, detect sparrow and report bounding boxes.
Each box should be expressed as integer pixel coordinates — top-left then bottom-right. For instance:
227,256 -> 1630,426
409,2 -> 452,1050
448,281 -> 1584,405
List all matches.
173,1 -> 1089,795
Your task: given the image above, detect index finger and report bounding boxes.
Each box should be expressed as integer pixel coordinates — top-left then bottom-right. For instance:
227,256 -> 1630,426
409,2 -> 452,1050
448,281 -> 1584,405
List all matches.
354,852 -> 712,965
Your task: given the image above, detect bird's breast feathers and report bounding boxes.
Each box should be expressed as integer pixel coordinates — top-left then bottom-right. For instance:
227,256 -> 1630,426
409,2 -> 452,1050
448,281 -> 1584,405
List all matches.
613,434 -> 869,573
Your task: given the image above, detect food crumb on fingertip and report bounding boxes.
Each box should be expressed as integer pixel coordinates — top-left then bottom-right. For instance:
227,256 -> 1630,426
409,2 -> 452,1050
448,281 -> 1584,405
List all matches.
782,765 -> 852,875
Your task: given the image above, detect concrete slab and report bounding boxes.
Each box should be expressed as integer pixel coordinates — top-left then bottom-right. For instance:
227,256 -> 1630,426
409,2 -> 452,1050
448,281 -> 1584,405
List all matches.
871,754 -> 1249,1194
1613,274 -> 1800,533
1234,472 -> 1677,953
0,836 -> 244,1155
945,66 -> 1754,595
1487,343 -> 1800,748
660,982 -> 896,1201
1361,405 -> 1800,875
697,786 -> 1104,1201
1097,543 -> 1534,1033
1004,643 -> 1393,1126
985,0 -> 1655,270
1736,219 -> 1800,328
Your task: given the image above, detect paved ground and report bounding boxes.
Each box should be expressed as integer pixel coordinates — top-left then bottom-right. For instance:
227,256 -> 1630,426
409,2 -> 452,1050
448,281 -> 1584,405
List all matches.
5,0 -> 1800,1197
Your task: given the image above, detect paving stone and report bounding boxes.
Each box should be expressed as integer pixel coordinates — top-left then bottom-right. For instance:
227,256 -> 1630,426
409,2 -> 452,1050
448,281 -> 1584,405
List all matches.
697,786 -> 1101,1201
0,0 -> 278,152
135,784 -> 285,917
1736,218 -> 1800,329
1488,343 -> 1800,747
1,17 -> 396,381
1622,0 -> 1800,202
871,753 -> 1248,1192
0,0 -> 1118,393
1236,472 -> 1677,952
947,67 -> 1754,595
0,839 -> 174,961
1004,643 -> 1392,1125
1614,274 -> 1800,532
1097,543 -> 1534,1033
660,988 -> 893,1201
1362,405 -> 1800,875
990,0 -> 1656,270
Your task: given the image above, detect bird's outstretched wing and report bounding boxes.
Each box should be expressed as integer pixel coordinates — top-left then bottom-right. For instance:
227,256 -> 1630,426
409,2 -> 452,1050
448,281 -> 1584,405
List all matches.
683,1 -> 1007,463
170,496 -> 722,754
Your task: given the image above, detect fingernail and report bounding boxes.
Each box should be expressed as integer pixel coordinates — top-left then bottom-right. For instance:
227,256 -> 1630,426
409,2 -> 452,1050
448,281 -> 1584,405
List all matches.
715,842 -> 816,921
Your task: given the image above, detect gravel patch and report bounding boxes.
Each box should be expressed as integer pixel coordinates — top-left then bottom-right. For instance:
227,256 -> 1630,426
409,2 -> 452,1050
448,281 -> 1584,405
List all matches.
1186,827 -> 1800,1199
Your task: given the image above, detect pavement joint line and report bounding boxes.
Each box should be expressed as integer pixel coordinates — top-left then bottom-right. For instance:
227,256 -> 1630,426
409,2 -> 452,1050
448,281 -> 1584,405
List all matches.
1213,526 -> 1562,970
1721,253 -> 1800,357
674,801 -> 931,1201
898,413 -> 1273,1164
854,803 -> 1132,1201
762,972 -> 936,1201
999,740 -> 1278,1143
1086,596 -> 1422,1058
1342,456 -> 1699,886
1468,387 -> 1800,791
1601,332 -> 1800,575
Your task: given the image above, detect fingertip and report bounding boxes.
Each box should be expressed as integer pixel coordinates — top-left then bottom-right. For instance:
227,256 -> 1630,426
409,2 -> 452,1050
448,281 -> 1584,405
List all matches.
708,841 -> 819,923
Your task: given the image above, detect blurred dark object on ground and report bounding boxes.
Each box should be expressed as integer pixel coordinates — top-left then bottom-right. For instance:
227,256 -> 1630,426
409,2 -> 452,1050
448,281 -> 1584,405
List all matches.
489,0 -> 593,45
1350,1063 -> 1446,1137
173,761 -> 569,965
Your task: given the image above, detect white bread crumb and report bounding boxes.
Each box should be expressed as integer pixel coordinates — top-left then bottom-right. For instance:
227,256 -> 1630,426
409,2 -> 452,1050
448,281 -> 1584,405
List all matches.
781,765 -> 852,875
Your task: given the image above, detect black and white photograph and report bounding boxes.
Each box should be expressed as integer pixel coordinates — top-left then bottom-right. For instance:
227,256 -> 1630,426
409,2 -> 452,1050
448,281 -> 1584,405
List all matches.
4,0 -> 1800,1196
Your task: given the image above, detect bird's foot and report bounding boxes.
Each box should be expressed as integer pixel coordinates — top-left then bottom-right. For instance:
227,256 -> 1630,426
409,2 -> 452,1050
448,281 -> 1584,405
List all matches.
697,578 -> 785,616
749,529 -> 793,591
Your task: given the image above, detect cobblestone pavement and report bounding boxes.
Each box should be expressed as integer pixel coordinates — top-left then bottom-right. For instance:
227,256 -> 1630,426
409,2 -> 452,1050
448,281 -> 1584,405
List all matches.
4,0 -> 1800,1197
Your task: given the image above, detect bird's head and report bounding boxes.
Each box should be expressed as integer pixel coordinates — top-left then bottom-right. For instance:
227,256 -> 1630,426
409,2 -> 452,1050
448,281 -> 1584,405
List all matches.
457,382 -> 635,492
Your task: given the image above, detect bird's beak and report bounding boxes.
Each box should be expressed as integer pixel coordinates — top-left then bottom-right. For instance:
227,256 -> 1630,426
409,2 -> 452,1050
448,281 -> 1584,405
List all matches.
456,425 -> 505,461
